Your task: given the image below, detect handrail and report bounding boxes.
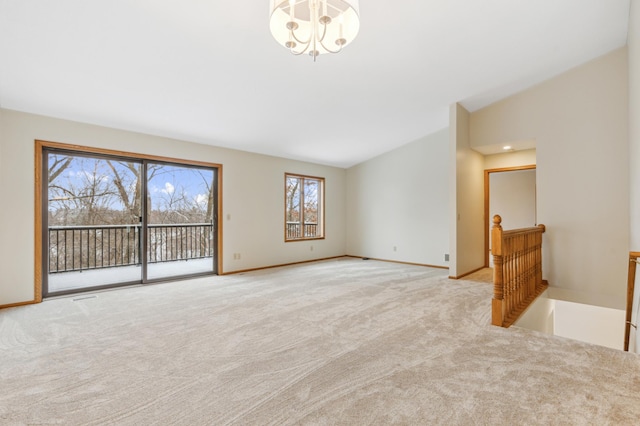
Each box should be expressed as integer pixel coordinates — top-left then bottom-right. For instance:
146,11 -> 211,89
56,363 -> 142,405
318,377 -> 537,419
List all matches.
49,223 -> 213,230
624,252 -> 640,351
491,215 -> 547,327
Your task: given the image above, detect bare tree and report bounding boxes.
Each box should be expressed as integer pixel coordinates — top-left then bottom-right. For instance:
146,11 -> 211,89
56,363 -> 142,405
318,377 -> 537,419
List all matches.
106,160 -> 140,222
286,177 -> 300,222
194,169 -> 215,223
48,154 -> 73,183
48,157 -> 120,225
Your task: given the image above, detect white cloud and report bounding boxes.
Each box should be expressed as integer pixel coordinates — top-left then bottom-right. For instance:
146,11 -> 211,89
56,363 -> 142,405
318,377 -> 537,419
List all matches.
195,193 -> 208,206
162,182 -> 175,194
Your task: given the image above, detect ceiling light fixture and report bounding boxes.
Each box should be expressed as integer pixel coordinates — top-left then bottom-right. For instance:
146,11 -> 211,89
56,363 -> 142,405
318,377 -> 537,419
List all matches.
270,0 -> 360,61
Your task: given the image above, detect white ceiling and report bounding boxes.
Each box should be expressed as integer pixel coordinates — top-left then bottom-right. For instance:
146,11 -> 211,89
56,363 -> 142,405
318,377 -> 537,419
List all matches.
0,1 -> 631,168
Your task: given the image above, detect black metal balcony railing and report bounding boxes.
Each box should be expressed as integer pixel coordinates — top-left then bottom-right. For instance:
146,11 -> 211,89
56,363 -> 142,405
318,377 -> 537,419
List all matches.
49,223 -> 214,274
286,222 -> 318,239
147,224 -> 214,264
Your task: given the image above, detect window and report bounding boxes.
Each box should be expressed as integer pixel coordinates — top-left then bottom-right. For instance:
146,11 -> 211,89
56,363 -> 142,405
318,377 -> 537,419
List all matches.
285,174 -> 324,241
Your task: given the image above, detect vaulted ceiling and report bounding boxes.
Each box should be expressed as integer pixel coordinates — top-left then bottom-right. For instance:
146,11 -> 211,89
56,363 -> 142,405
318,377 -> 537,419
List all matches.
0,1 -> 631,167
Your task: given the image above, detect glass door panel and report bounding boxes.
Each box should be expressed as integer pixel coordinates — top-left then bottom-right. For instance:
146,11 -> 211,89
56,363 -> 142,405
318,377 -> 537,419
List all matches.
46,152 -> 142,294
146,163 -> 216,280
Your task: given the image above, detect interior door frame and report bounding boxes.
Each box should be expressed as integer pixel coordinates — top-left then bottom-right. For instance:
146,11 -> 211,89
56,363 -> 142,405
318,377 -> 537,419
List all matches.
484,164 -> 536,267
35,140 -> 223,301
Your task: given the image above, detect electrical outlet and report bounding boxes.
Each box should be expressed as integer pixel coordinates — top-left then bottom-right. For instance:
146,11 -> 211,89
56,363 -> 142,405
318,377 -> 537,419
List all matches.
233,253 -> 241,260
444,253 -> 449,261
393,246 -> 397,252
310,245 -> 314,251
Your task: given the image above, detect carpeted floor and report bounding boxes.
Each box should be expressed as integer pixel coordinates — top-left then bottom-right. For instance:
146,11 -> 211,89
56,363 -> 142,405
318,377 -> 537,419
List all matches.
1,258 -> 639,425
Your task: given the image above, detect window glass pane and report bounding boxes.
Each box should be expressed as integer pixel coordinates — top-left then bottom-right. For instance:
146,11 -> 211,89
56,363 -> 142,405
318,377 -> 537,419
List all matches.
286,177 -> 301,222
304,179 -> 319,237
286,176 -> 301,239
46,153 -> 142,292
146,164 -> 215,280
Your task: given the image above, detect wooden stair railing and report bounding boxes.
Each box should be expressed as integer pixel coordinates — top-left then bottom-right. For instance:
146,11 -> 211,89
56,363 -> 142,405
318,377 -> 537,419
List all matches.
491,215 -> 548,327
624,252 -> 640,352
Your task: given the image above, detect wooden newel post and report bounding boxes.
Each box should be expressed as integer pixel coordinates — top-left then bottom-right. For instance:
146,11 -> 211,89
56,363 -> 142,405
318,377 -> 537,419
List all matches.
491,215 -> 505,326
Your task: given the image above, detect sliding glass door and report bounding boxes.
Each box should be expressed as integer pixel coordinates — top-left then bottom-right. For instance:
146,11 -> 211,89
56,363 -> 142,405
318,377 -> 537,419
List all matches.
43,147 -> 218,296
145,163 -> 216,280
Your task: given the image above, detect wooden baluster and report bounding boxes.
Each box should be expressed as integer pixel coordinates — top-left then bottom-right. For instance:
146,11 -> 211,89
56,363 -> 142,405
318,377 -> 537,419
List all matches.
503,237 -> 509,317
537,224 -> 545,289
512,235 -> 516,309
516,235 -> 521,308
527,232 -> 533,297
532,232 -> 536,292
520,237 -> 524,302
535,231 -> 539,286
505,236 -> 510,316
512,244 -> 516,312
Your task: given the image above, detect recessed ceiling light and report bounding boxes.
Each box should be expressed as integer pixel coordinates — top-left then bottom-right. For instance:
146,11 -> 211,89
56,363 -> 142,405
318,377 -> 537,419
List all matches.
503,145 -> 512,150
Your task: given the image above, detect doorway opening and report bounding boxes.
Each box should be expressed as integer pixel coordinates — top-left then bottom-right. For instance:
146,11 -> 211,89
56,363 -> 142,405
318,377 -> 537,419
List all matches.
484,165 -> 536,267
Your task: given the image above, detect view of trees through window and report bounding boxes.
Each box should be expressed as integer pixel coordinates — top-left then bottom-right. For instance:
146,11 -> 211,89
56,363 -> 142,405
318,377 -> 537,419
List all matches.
45,150 -> 217,292
47,154 -> 214,227
285,174 -> 323,240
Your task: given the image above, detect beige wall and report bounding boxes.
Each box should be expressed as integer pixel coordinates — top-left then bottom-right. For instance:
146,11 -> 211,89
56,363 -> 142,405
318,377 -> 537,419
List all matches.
450,104 -> 485,277
631,0 -> 640,251
0,109 -> 347,306
627,0 -> 640,353
471,48 -> 629,309
484,149 -> 536,170
490,169 -> 537,230
345,128 -> 449,266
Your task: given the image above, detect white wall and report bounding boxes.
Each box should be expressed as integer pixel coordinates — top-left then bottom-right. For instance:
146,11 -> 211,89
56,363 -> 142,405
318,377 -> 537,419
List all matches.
0,109 -> 347,306
553,299 -> 625,350
470,48 -> 629,309
514,290 -> 554,334
515,291 -> 625,350
345,128 -> 449,266
450,104 -> 485,277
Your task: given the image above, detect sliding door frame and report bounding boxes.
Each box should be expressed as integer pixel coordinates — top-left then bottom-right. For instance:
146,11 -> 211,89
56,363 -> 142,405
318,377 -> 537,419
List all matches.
35,140 -> 223,301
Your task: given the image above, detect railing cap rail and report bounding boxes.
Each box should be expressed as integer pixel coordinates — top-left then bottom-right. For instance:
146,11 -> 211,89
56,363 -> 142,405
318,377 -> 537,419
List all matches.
492,215 -> 545,236
49,223 -> 213,230
503,226 -> 546,236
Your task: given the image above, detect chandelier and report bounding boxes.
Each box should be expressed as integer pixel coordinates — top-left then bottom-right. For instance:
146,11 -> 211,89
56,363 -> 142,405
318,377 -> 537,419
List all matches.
269,0 -> 360,61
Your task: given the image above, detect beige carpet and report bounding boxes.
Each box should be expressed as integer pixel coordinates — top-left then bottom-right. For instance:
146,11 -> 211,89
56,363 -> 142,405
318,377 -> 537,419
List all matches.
1,258 -> 639,425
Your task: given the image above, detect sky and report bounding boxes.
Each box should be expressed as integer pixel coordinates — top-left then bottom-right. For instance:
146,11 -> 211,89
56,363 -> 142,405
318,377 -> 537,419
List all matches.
48,153 -> 215,219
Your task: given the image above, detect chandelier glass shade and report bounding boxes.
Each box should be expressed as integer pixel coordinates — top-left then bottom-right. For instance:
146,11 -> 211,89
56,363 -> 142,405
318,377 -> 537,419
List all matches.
269,0 -> 360,60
